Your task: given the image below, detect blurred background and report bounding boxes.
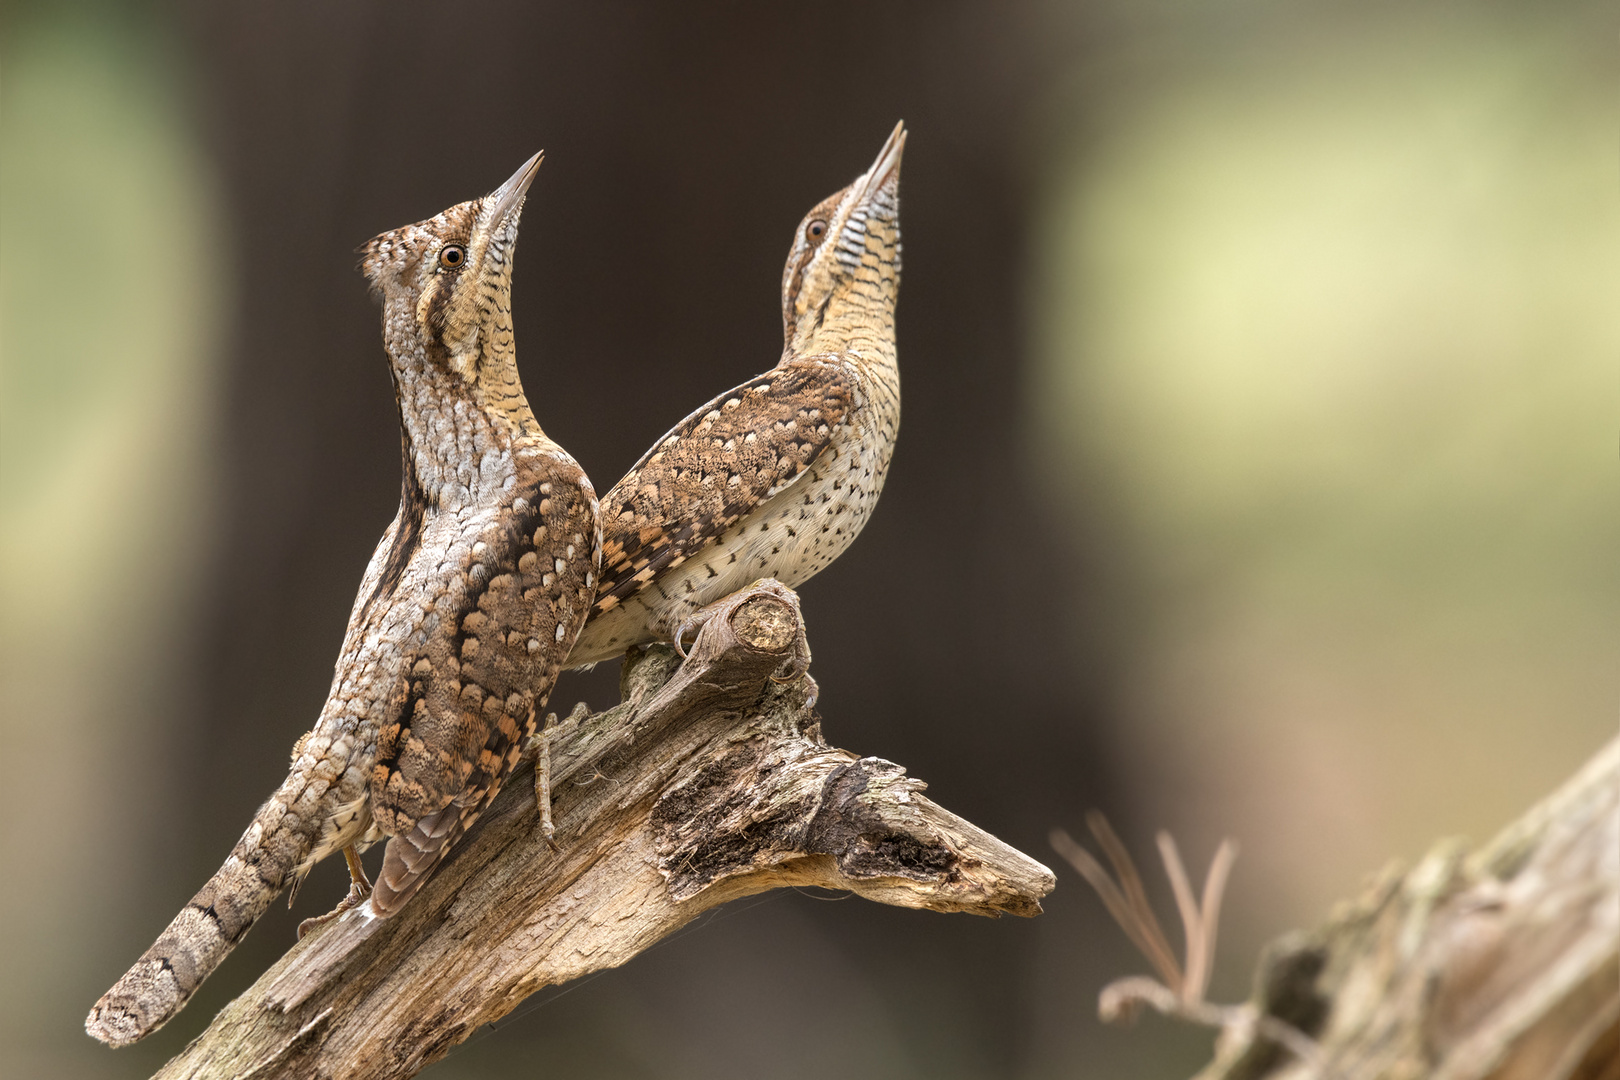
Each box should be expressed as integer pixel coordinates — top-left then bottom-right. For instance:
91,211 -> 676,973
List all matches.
2,1 -> 1614,1077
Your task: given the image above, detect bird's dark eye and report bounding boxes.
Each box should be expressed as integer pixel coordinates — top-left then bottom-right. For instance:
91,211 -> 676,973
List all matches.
438,244 -> 466,270
806,219 -> 828,242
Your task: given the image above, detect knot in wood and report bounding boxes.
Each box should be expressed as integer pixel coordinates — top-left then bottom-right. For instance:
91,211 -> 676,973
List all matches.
730,596 -> 796,653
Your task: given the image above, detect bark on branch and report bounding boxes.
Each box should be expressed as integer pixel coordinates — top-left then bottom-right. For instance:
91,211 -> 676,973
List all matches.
1197,735 -> 1619,1080
152,580 -> 1055,1080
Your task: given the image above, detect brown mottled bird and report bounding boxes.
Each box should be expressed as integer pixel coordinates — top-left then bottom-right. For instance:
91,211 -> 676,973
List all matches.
567,122 -> 906,669
86,154 -> 600,1046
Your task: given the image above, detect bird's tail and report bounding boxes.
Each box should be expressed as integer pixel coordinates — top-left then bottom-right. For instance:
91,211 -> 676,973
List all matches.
371,800 -> 470,916
85,790 -> 317,1046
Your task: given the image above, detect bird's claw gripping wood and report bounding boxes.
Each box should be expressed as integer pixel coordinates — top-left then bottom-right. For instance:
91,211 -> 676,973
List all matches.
672,579 -> 813,685
528,702 -> 590,847
770,626 -> 812,685
672,613 -> 702,660
297,847 -> 374,940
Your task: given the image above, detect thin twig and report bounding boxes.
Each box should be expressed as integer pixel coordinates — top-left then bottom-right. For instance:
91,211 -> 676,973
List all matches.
1050,828 -> 1181,988
1088,813 -> 1182,983
1195,839 -> 1237,1004
1156,831 -> 1202,999
1099,978 -> 1323,1068
1053,814 -> 1320,1072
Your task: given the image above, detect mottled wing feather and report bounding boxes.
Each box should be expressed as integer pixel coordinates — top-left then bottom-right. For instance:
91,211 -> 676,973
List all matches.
369,452 -> 597,915
593,357 -> 854,614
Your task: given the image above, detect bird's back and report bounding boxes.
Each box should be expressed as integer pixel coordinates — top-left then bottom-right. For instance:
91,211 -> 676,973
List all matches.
568,352 -> 896,667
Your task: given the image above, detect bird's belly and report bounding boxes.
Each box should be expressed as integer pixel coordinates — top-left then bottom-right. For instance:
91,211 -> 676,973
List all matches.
654,438 -> 887,622
568,421 -> 895,669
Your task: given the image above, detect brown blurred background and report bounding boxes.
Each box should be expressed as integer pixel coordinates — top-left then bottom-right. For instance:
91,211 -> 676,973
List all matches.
2,1 -> 1615,1077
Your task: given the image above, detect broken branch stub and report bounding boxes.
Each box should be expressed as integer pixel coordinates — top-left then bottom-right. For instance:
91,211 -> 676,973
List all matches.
150,579 -> 1055,1080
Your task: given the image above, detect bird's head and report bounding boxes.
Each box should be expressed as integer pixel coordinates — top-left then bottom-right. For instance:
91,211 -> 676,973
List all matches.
360,152 -> 543,429
781,122 -> 905,357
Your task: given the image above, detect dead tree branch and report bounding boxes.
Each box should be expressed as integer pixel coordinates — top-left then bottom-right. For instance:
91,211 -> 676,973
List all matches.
1200,735 -> 1619,1080
150,580 -> 1055,1080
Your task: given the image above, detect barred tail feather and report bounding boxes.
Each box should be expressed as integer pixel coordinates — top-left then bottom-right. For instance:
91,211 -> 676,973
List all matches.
370,803 -> 465,917
86,806 -> 312,1046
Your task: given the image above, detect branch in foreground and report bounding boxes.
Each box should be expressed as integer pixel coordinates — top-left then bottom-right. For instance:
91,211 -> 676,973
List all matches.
152,580 -> 1055,1080
1204,735 -> 1619,1080
1063,736 -> 1618,1080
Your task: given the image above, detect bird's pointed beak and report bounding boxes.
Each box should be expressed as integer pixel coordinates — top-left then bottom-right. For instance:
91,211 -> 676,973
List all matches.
852,121 -> 907,204
489,150 -> 544,227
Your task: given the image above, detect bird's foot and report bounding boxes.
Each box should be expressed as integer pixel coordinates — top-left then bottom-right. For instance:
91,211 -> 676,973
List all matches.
671,610 -> 711,661
671,580 -> 811,683
533,717 -> 559,850
769,616 -> 812,685
297,845 -> 373,939
527,702 -> 588,851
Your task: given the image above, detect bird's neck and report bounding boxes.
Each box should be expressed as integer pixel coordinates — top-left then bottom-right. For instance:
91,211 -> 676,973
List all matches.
802,290 -> 897,375
384,326 -> 537,512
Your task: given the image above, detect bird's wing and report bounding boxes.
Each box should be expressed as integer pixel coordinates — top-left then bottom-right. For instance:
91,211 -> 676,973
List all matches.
592,356 -> 855,615
369,449 -> 598,915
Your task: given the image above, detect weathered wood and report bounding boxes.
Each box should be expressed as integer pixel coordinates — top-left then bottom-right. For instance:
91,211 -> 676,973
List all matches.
1198,736 -> 1619,1080
151,580 -> 1055,1079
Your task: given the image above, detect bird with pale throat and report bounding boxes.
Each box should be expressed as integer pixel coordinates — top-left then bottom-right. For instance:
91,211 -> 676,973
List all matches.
568,121 -> 907,675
